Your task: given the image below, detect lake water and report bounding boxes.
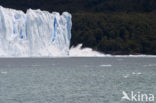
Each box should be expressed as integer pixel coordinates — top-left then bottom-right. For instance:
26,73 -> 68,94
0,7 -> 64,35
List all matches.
0,57 -> 156,103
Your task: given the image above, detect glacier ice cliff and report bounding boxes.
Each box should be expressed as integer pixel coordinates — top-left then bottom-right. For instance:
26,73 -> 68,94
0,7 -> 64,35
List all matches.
0,6 -> 72,57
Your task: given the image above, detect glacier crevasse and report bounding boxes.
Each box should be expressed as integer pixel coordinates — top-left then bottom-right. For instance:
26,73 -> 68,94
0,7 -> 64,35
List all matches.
0,6 -> 72,57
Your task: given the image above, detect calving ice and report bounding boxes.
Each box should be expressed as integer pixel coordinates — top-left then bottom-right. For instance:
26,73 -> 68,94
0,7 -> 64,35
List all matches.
0,6 -> 72,57
122,91 -> 155,102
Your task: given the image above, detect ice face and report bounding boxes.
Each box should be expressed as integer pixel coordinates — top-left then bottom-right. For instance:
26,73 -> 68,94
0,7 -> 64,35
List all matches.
0,6 -> 72,57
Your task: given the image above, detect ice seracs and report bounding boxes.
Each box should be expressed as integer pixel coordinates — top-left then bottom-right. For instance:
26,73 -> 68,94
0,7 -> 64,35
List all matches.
0,6 -> 72,57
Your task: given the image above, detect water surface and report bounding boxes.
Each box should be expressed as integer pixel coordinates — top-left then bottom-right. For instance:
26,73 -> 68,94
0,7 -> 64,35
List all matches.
0,57 -> 156,103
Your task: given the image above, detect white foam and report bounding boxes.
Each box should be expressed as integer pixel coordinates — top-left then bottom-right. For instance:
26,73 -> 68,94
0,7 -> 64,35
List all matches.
137,72 -> 142,75
144,64 -> 156,67
123,74 -> 130,78
32,64 -> 40,67
132,72 -> 142,75
0,5 -> 155,57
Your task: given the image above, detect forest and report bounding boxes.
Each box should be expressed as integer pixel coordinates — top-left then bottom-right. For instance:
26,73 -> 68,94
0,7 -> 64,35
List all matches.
0,0 -> 156,54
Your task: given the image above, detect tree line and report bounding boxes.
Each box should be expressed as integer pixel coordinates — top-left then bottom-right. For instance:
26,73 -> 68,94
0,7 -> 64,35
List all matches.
0,0 -> 156,13
71,12 -> 156,54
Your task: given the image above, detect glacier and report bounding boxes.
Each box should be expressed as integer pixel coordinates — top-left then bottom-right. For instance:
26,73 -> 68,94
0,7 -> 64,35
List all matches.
1,6 -> 155,58
0,6 -> 72,57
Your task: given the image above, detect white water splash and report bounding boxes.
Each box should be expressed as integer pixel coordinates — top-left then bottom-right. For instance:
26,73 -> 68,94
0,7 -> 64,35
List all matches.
69,44 -> 156,57
69,44 -> 108,57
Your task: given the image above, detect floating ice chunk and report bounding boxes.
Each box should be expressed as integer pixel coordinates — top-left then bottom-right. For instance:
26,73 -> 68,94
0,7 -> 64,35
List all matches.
1,71 -> 7,74
100,64 -> 112,67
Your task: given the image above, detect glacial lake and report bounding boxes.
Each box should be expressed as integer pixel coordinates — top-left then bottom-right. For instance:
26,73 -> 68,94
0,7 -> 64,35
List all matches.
0,57 -> 156,103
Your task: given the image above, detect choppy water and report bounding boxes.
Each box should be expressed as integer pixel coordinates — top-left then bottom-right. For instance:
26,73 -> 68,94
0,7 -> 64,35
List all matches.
0,57 -> 156,103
